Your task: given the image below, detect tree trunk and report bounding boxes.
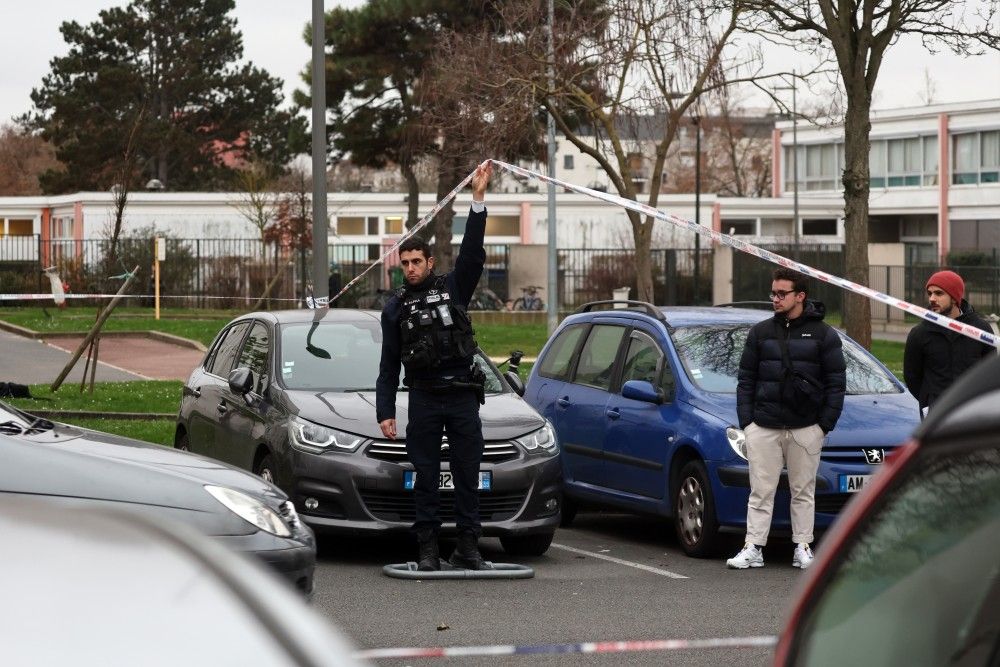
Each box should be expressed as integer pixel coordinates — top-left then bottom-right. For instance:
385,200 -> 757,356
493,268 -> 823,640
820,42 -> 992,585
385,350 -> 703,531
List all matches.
401,158 -> 420,230
841,88 -> 872,349
432,150 -> 461,273
630,212 -> 654,302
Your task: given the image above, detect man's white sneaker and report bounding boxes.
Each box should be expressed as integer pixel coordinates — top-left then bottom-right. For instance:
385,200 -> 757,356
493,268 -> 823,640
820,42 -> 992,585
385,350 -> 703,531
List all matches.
793,543 -> 814,569
726,544 -> 764,569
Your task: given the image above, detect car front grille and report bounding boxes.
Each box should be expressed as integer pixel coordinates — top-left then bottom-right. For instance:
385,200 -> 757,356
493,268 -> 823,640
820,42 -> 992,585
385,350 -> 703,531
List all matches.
359,490 -> 527,523
821,446 -> 896,465
815,493 -> 859,514
365,438 -> 520,463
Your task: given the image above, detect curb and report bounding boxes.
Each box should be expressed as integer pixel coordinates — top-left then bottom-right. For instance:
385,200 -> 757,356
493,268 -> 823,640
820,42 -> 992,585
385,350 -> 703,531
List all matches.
0,318 -> 207,351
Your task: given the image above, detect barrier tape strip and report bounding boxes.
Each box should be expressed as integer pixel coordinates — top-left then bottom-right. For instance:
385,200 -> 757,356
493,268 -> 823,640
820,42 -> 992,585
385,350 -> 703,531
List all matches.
354,634 -> 777,660
489,159 -> 998,349
0,293 -> 302,302
4,157 -> 995,350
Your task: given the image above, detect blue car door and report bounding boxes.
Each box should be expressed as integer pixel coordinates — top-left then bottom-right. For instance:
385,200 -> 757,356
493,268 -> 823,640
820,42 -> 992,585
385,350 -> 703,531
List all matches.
555,323 -> 628,486
602,328 -> 681,500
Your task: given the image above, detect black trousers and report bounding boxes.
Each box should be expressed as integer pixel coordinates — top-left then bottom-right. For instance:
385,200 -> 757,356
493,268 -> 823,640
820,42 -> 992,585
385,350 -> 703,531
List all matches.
405,387 -> 484,536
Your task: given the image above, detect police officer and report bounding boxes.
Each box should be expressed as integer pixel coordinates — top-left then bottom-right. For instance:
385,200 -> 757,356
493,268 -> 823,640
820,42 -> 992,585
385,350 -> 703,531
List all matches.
376,162 -> 492,571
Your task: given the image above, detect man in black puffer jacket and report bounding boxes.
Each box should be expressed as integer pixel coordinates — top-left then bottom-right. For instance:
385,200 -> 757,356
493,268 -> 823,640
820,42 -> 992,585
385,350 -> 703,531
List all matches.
904,270 -> 995,415
727,267 -> 846,571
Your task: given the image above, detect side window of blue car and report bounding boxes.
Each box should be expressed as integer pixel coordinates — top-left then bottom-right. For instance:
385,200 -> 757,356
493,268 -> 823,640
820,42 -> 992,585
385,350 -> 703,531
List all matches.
538,324 -> 587,381
621,330 -> 676,399
573,325 -> 626,391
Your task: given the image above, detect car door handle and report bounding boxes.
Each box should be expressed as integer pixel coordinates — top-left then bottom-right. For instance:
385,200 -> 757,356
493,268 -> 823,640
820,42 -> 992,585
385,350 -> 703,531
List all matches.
217,402 -> 228,414
605,408 -> 620,420
185,386 -> 201,398
556,397 -> 570,407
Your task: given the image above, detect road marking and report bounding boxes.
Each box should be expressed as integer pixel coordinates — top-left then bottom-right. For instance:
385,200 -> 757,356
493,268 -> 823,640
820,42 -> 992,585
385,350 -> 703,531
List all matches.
551,542 -> 688,579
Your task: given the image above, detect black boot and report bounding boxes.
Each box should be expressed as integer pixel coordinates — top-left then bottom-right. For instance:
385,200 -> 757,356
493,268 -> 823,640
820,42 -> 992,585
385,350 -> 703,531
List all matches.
448,531 -> 485,570
416,529 -> 440,571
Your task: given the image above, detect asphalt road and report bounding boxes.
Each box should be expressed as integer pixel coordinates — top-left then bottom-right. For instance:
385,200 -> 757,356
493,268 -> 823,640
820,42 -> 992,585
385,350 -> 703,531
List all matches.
313,512 -> 804,667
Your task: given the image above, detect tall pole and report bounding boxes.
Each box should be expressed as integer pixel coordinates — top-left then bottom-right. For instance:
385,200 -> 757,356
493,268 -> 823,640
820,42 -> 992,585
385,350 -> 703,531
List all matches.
311,0 -> 329,303
546,0 -> 558,333
693,114 -> 701,305
792,71 -> 800,253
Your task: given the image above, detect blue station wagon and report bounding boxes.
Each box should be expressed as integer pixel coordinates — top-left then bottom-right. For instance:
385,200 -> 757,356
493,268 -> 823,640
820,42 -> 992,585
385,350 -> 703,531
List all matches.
525,301 -> 921,557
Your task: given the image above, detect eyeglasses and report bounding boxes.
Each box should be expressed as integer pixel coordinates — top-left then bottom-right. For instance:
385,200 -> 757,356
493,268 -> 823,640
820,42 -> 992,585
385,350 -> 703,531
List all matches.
769,290 -> 797,300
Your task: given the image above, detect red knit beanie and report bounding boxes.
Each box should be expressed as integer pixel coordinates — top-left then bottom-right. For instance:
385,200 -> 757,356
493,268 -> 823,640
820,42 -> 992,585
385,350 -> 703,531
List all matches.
926,270 -> 965,303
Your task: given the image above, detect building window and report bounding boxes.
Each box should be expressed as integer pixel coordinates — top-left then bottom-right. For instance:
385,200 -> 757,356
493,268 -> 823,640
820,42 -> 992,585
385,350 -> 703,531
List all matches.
785,143 -> 841,192
802,219 -> 838,236
724,219 -> 756,236
869,136 -> 937,189
952,131 -> 999,185
385,216 -> 403,234
484,216 -> 520,237
367,216 -> 379,235
336,216 -> 365,235
563,154 -> 575,170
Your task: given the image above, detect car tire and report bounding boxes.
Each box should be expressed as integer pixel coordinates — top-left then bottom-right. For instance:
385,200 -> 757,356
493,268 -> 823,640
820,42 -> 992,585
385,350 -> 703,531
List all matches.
499,531 -> 555,557
175,432 -> 190,452
255,453 -> 276,485
559,494 -> 578,527
673,459 -> 721,558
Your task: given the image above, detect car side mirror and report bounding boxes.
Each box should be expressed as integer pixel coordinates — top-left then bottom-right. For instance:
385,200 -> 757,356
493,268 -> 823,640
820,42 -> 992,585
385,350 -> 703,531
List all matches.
228,367 -> 253,396
504,370 -> 525,397
621,379 -> 664,404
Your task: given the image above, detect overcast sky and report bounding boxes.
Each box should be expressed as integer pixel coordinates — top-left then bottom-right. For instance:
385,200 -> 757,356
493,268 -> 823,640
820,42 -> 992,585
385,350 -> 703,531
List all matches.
1,1 -> 998,127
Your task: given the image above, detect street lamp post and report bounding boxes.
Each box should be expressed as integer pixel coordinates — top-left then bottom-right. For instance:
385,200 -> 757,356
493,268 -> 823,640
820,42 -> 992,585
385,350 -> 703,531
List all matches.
311,0 -> 329,303
692,113 -> 701,304
546,0 -> 558,334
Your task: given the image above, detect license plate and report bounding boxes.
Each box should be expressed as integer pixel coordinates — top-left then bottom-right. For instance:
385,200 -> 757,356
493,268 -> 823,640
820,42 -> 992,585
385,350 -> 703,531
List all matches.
839,474 -> 872,493
403,471 -> 491,491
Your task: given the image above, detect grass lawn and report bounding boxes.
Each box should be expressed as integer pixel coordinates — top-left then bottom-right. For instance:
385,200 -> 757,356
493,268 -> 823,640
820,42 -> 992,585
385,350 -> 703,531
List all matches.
6,381 -> 183,414
870,340 -> 905,376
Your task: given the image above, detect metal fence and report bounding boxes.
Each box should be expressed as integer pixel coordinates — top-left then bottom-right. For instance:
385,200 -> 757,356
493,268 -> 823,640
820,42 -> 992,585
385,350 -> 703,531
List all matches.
558,248 -> 714,307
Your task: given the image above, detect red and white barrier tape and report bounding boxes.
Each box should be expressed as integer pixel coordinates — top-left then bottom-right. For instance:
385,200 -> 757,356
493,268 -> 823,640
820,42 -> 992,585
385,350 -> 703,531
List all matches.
490,159 -> 997,349
355,634 -> 777,660
0,293 -> 301,302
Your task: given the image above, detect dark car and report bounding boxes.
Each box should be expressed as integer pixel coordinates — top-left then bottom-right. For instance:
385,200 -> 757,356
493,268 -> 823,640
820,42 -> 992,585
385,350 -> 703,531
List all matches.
175,309 -> 561,556
0,401 -> 315,594
525,301 -> 920,557
1,498 -> 364,667
774,353 -> 1000,666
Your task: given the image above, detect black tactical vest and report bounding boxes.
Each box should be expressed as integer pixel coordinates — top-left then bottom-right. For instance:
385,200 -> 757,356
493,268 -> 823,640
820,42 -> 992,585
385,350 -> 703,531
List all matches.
397,276 -> 477,372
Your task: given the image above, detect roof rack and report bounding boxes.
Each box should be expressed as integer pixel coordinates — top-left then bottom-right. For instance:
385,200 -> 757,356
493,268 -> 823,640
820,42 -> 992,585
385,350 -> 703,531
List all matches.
714,301 -> 773,310
574,300 -> 666,321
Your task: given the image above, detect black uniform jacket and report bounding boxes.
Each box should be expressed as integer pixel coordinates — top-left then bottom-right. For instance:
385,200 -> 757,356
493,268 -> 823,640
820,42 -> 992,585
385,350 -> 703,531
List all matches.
375,205 -> 486,422
736,300 -> 847,433
903,300 -> 994,409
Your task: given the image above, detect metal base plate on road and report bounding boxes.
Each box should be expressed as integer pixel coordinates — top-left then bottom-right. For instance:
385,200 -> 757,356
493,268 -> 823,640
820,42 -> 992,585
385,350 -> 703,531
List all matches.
382,561 -> 534,580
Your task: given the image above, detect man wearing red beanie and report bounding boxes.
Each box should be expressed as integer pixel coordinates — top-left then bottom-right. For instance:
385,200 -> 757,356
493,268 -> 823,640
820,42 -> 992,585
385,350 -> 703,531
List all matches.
903,270 -> 994,414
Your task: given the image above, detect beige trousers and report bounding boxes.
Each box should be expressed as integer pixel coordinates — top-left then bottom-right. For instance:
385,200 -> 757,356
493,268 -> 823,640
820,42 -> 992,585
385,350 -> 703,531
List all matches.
744,422 -> 824,546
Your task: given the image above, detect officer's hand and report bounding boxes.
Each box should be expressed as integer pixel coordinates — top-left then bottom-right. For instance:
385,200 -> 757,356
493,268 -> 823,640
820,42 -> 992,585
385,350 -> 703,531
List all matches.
379,418 -> 397,440
472,161 -> 492,200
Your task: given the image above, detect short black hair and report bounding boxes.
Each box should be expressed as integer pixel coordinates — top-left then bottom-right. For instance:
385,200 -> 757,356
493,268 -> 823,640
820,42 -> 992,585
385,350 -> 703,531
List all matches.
772,267 -> 809,296
398,237 -> 432,259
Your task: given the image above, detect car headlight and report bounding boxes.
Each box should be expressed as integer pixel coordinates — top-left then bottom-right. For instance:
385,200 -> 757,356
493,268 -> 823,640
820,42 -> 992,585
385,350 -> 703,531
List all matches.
726,426 -> 748,461
205,485 -> 291,537
288,416 -> 363,454
515,422 -> 558,454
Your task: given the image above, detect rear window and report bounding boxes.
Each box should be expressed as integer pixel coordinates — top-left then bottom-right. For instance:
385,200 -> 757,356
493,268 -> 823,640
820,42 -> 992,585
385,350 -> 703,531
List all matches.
791,445 -> 1000,666
671,325 -> 901,395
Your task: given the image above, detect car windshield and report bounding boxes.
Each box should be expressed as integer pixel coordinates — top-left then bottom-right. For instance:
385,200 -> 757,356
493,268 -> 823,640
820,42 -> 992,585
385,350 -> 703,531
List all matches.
0,400 -> 55,436
670,324 -> 902,395
277,321 -> 505,393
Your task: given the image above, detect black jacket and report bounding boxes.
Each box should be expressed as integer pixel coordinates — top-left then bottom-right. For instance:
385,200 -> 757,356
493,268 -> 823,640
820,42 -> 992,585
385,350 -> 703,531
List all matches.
903,300 -> 994,410
375,205 -> 487,422
736,301 -> 847,433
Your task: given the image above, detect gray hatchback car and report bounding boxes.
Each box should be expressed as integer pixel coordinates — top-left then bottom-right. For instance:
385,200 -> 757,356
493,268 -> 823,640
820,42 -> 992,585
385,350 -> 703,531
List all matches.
175,309 -> 562,556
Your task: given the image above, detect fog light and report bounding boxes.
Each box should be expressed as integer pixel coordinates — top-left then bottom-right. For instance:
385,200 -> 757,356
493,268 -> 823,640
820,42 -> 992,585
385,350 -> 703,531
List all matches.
544,498 -> 558,512
304,497 -> 319,511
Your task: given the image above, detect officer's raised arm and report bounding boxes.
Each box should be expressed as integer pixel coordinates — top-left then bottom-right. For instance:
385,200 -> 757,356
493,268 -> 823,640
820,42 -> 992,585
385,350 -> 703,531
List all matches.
451,162 -> 492,306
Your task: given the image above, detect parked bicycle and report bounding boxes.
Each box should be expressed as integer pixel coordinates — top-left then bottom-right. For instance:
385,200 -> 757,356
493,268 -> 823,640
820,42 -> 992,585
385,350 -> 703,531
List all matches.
468,286 -> 506,311
512,285 -> 545,311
